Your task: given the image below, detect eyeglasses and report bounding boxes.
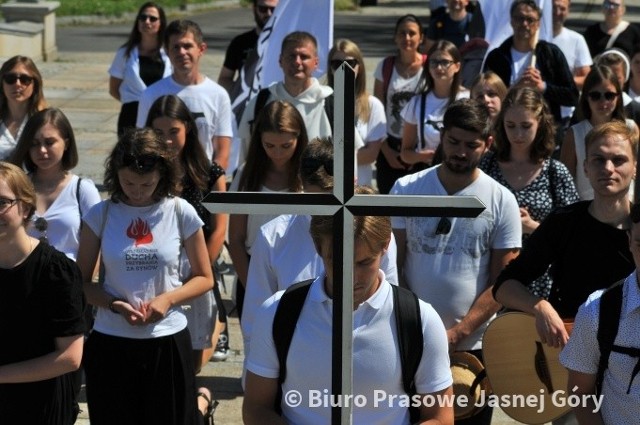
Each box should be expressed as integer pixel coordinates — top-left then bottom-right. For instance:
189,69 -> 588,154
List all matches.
3,73 -> 34,86
122,153 -> 160,173
301,156 -> 333,177
587,91 -> 619,102
257,5 -> 276,13
512,15 -> 540,25
603,1 -> 622,10
34,216 -> 48,243
435,217 -> 452,235
429,59 -> 455,69
0,197 -> 19,214
138,14 -> 160,23
330,59 -> 359,71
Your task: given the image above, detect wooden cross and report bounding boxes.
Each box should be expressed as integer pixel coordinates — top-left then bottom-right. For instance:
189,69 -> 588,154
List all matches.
203,65 -> 485,425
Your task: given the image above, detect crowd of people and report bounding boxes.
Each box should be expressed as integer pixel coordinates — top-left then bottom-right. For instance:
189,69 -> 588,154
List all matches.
1,0 -> 640,424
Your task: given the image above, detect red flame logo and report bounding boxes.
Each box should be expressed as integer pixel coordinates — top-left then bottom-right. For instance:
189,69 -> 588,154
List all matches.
126,218 -> 153,246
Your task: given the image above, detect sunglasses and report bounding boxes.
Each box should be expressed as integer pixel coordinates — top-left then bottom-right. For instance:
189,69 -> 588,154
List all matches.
138,13 -> 160,23
429,59 -> 455,69
122,153 -> 160,173
587,91 -> 618,102
0,197 -> 19,214
330,59 -> 359,71
34,216 -> 48,243
3,73 -> 34,86
257,5 -> 276,13
435,217 -> 452,236
603,1 -> 622,10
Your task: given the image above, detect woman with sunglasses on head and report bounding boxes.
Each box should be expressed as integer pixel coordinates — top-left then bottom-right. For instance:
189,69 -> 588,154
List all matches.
0,162 -> 85,425
400,40 -> 468,171
560,65 -> 638,200
77,128 -> 213,425
228,100 -> 308,320
146,94 -> 227,375
9,108 -> 101,261
327,39 -> 386,188
480,87 -> 579,299
0,56 -> 46,161
373,14 -> 427,194
108,2 -> 171,137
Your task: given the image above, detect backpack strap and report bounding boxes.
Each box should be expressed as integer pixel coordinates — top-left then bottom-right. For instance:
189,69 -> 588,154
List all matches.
382,56 -> 396,107
392,284 -> 424,424
272,278 -> 315,413
596,279 -> 625,395
419,92 -> 427,151
250,88 -> 272,134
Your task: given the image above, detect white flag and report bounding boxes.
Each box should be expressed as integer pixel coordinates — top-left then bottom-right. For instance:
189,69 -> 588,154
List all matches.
479,0 -> 552,51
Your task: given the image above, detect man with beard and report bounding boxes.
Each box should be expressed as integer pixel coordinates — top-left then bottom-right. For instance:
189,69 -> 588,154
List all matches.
391,98 -> 521,425
218,0 -> 278,122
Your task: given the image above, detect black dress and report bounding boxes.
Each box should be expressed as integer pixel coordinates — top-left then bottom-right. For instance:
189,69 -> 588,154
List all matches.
0,242 -> 85,425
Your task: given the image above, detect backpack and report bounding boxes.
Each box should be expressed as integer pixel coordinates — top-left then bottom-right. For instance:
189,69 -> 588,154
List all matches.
381,54 -> 427,107
249,88 -> 334,134
272,279 -> 423,423
595,279 -> 640,396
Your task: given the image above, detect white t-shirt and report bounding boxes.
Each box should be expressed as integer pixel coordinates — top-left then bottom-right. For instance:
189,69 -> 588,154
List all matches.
108,46 -> 173,104
356,95 -> 387,186
560,272 -> 640,425
242,213 -> 399,358
0,116 -> 27,161
247,274 -> 453,425
373,59 -> 424,139
551,28 -> 593,118
136,76 -> 234,161
391,167 -> 522,350
27,175 -> 102,260
401,90 -> 470,151
510,48 -> 533,85
84,197 -> 203,339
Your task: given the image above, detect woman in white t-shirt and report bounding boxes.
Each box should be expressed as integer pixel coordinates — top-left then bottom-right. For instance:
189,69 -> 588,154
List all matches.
0,56 -> 47,160
327,39 -> 386,187
9,108 -> 101,261
400,40 -> 469,170
228,101 -> 309,321
560,65 -> 638,200
77,128 -> 213,425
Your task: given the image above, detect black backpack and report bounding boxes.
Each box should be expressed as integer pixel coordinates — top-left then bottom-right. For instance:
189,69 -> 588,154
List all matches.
272,279 -> 423,423
249,88 -> 334,134
595,279 -> 640,396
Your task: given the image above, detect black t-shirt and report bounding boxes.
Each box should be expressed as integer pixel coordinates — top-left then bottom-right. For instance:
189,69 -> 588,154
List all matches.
494,201 -> 634,318
583,22 -> 640,58
223,29 -> 259,72
0,242 -> 85,424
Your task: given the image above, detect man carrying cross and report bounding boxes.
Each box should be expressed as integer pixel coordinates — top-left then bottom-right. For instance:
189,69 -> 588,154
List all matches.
242,185 -> 454,425
391,98 -> 521,424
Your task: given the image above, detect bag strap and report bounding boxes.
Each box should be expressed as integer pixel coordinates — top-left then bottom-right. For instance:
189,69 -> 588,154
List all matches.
75,176 -> 84,231
606,21 -> 630,50
419,92 -> 427,151
382,56 -> 395,107
272,278 -> 315,413
596,279 -> 625,395
250,88 -> 272,134
392,284 -> 423,424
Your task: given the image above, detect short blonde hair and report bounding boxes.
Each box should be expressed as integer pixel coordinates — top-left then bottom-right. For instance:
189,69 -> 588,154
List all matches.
0,161 -> 36,224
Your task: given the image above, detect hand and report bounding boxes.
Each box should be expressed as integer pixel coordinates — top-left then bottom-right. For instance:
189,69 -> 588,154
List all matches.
381,141 -> 408,170
533,300 -> 569,348
446,326 -> 467,353
520,207 -> 539,234
142,295 -> 172,324
111,300 -> 146,326
518,67 -> 544,92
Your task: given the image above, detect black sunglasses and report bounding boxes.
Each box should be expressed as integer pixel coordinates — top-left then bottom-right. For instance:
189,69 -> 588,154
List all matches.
330,59 -> 358,71
3,73 -> 34,86
435,217 -> 452,236
122,153 -> 160,172
587,91 -> 619,102
34,216 -> 49,243
257,5 -> 276,13
138,13 -> 160,23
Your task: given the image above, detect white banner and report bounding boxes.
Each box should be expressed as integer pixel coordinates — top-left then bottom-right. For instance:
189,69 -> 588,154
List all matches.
479,0 -> 553,50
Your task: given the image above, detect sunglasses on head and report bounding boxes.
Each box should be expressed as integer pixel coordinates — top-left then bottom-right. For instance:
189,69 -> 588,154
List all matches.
3,73 -> 34,86
138,13 -> 159,23
330,59 -> 358,71
34,216 -> 49,243
257,5 -> 276,13
122,153 -> 160,172
587,91 -> 618,102
435,217 -> 452,236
